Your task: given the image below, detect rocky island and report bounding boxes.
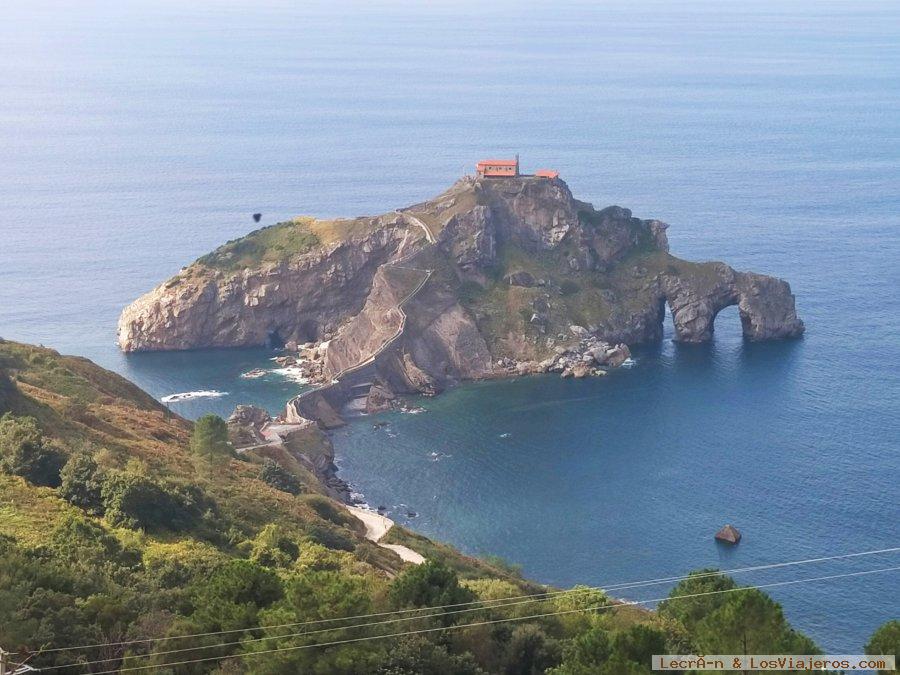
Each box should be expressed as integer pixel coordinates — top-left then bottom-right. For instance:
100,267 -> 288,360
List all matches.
119,173 -> 803,423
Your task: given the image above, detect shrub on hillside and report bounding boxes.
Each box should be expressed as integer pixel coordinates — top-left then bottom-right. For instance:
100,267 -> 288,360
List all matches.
249,524 -> 300,568
260,459 -> 303,495
101,471 -> 213,532
550,624 -> 669,675
0,370 -> 15,413
48,513 -> 140,572
300,494 -> 356,528
189,414 -> 232,460
375,636 -> 483,675
501,624 -> 561,675
610,624 -> 668,669
559,280 -> 581,296
390,560 -> 475,624
0,413 -> 65,487
865,620 -> 899,674
190,559 -> 283,632
59,449 -> 105,514
303,522 -> 356,552
457,280 -> 485,305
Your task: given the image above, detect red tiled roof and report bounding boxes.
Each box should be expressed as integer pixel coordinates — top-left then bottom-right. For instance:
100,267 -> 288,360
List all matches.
476,159 -> 517,166
535,169 -> 559,178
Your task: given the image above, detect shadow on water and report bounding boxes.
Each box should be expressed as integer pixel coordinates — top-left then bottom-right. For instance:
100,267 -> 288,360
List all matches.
637,304 -> 806,381
121,347 -> 308,420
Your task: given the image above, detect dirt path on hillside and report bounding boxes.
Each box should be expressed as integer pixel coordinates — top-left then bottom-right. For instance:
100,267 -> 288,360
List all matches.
347,505 -> 425,565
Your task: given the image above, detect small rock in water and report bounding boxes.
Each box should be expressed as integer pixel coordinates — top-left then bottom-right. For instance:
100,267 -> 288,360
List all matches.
253,213 -> 262,223
406,511 -> 418,518
714,524 -> 742,544
377,505 -> 387,513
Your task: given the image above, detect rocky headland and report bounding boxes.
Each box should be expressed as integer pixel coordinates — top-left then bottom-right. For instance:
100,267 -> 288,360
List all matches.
119,174 -> 803,425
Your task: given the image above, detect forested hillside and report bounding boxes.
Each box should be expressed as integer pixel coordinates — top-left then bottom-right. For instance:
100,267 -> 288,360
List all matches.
0,339 -> 893,673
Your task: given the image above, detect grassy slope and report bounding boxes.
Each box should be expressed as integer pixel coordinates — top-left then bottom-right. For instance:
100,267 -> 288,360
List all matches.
196,217 -> 322,270
456,236 -> 727,360
406,185 -> 480,238
0,339 -> 657,657
0,339 -> 532,582
193,215 -> 388,272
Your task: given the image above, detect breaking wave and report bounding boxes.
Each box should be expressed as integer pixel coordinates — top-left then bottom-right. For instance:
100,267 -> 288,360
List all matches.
160,390 -> 228,403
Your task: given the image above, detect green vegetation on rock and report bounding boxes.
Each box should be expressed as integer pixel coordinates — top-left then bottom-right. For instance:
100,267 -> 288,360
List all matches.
866,620 -> 900,674
0,412 -> 65,486
260,458 -> 304,495
197,218 -> 321,270
190,413 -> 232,459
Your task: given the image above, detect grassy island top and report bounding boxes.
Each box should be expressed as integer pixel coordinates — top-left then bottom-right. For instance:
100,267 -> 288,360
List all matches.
196,215 -> 396,271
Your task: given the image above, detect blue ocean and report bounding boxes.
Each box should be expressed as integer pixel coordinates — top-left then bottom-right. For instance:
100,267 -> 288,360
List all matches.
1,0 -> 897,652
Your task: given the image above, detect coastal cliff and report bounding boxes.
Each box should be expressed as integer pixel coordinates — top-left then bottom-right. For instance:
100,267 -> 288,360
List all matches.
119,175 -> 803,397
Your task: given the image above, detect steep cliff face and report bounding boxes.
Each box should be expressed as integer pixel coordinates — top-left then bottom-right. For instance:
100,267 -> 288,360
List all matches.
117,213 -> 426,351
119,175 -> 803,395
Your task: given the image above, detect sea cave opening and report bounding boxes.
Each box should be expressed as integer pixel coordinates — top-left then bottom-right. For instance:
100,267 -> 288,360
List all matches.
267,329 -> 284,349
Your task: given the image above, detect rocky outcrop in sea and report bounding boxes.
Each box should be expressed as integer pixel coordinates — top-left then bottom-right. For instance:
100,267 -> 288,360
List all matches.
120,174 -> 803,421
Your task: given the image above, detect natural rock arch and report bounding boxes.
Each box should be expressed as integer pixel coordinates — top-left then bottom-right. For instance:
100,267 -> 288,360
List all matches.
658,264 -> 804,343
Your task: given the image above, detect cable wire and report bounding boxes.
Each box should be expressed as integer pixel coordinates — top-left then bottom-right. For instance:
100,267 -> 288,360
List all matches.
33,544 -> 900,657
83,565 -> 900,675
55,585 -> 600,669
54,545 -> 900,670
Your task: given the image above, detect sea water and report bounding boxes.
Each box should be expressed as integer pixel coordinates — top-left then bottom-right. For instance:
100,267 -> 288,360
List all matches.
1,0 -> 898,651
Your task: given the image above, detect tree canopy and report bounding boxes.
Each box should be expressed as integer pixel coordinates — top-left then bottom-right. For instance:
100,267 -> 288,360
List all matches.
0,413 -> 65,486
190,414 -> 232,460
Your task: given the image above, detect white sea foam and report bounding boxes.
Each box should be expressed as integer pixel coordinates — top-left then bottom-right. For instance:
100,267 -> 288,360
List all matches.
272,366 -> 309,383
161,390 -> 228,403
349,492 -> 369,508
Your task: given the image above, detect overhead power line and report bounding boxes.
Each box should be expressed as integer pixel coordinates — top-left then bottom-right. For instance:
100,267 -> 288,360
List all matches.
81,565 -> 900,675
33,544 -> 900,658
20,546 -> 900,654
53,545 -> 900,671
